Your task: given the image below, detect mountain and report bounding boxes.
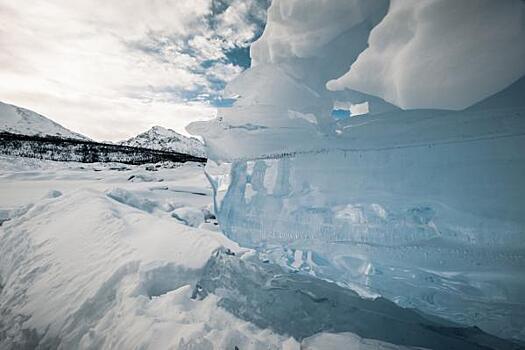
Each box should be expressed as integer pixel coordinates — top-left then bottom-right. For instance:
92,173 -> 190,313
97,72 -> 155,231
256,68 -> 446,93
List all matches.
0,103 -> 205,164
0,101 -> 89,140
119,126 -> 206,158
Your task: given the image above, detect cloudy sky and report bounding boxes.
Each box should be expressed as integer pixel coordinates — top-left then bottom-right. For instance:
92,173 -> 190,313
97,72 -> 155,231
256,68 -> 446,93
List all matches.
0,0 -> 270,140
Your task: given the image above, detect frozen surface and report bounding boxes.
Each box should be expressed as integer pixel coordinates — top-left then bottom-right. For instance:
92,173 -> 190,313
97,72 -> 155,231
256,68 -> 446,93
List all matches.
188,0 -> 525,342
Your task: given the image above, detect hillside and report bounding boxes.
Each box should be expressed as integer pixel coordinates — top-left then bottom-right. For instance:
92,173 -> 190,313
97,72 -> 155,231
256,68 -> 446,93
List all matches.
0,101 -> 89,140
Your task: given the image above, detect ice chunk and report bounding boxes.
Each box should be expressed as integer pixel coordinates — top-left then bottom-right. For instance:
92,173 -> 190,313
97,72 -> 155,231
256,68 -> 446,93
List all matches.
44,190 -> 63,199
193,249 -> 519,349
106,187 -> 159,213
171,207 -> 205,227
203,104 -> 525,339
327,0 -> 525,110
189,0 -> 525,342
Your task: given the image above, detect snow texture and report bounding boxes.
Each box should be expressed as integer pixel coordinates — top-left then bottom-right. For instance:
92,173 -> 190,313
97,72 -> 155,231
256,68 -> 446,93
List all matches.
0,158 -> 284,349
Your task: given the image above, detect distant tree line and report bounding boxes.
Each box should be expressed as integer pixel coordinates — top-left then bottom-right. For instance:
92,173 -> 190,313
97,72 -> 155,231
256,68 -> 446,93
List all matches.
0,132 -> 206,165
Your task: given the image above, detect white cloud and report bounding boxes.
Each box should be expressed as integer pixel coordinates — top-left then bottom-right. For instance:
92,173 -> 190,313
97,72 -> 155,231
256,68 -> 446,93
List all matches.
215,1 -> 260,47
207,63 -> 244,83
0,0 -> 268,140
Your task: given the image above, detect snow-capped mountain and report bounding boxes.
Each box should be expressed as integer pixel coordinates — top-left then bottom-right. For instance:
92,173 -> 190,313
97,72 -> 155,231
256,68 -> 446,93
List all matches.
0,101 -> 89,140
0,103 -> 204,164
119,126 -> 206,158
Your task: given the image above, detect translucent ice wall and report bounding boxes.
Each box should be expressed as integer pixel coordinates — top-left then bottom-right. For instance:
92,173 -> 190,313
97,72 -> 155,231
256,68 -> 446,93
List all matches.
188,0 -> 525,341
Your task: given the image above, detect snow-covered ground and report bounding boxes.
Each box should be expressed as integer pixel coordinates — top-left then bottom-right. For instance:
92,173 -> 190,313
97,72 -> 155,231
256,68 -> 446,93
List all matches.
1,156 -> 443,350
2,157 -> 519,350
0,157 -> 289,349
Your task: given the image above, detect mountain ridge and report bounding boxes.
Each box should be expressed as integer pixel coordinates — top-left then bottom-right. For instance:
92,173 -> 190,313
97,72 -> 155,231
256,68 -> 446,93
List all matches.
0,101 -> 89,140
119,125 -> 206,158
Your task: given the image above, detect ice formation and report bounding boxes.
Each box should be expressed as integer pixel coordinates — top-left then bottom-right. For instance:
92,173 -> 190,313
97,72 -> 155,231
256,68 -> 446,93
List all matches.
188,0 -> 525,341
327,0 -> 525,110
4,157 -> 517,349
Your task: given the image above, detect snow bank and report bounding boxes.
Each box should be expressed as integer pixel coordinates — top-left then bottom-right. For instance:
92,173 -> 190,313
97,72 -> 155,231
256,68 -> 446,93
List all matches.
0,188 -> 294,349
